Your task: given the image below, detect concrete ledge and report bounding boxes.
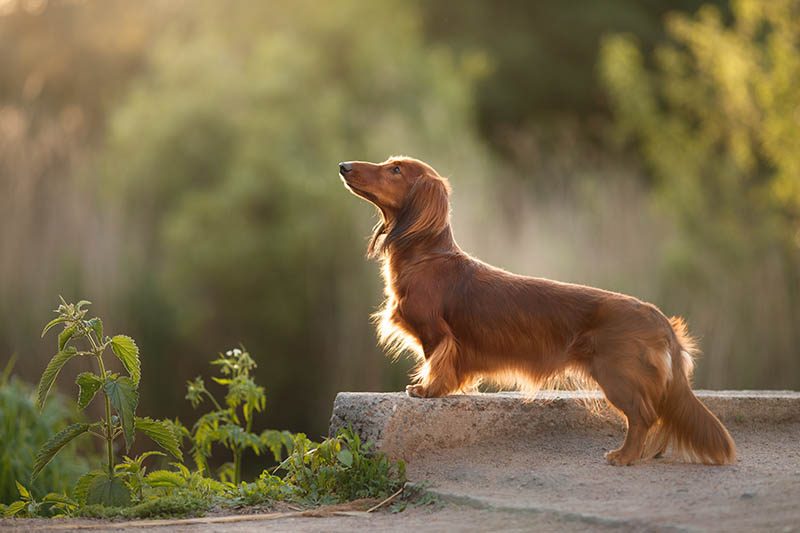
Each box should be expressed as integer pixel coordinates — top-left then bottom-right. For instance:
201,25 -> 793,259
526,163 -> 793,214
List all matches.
328,390 -> 800,461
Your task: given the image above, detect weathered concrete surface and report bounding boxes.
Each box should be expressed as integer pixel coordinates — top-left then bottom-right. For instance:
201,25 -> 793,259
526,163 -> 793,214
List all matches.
329,390 -> 800,462
328,390 -> 800,532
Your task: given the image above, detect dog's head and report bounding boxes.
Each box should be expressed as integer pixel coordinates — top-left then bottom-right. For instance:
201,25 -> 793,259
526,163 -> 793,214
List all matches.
339,156 -> 451,257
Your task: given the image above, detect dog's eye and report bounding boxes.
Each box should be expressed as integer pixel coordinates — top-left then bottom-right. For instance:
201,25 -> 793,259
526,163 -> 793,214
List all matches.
391,166 -> 401,175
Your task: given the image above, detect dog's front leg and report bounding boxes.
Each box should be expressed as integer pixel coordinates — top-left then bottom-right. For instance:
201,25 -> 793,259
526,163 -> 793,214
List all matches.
406,329 -> 460,398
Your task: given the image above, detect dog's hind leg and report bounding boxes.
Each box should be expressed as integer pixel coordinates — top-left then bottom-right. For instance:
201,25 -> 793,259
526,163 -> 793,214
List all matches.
589,343 -> 661,466
407,327 -> 461,398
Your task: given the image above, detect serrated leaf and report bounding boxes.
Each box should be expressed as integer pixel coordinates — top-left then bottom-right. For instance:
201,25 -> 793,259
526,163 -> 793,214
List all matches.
144,470 -> 186,488
169,461 -> 191,479
36,347 -> 78,411
114,462 -> 139,475
261,429 -> 294,462
110,335 -> 140,386
42,493 -> 77,506
73,470 -> 105,505
76,372 -> 104,409
15,481 -> 30,499
58,325 -> 77,352
41,317 -> 66,338
137,450 -> 167,462
105,376 -> 138,451
31,423 -> 90,481
86,473 -> 131,507
4,501 -> 25,517
86,318 -> 103,341
217,424 -> 263,454
135,417 -> 183,460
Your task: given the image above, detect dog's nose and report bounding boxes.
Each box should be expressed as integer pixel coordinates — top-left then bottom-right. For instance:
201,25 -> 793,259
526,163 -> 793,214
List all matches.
339,162 -> 352,174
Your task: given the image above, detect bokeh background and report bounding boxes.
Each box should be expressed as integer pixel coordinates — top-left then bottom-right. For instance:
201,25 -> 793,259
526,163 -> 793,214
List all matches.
1,0 -> 798,455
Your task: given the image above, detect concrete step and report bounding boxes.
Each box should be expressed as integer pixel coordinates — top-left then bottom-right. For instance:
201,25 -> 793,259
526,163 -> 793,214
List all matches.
328,390 -> 800,462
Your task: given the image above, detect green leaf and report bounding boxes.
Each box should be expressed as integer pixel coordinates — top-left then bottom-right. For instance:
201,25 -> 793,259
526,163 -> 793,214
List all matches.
261,429 -> 294,462
42,493 -> 77,507
58,325 -> 77,352
76,372 -> 103,409
31,423 -> 90,481
211,377 -> 232,385
41,317 -> 66,338
15,481 -> 30,499
86,318 -> 103,341
105,376 -> 139,451
73,470 -> 105,505
110,335 -> 140,386
86,473 -> 131,507
135,417 -> 183,460
336,448 -> 353,467
217,424 -> 263,454
144,470 -> 186,488
75,300 -> 91,311
137,450 -> 167,463
4,501 -> 25,517
36,347 -> 78,411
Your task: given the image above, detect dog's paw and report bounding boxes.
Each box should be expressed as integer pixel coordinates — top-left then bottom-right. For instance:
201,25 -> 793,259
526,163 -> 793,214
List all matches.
406,385 -> 425,398
605,449 -> 635,466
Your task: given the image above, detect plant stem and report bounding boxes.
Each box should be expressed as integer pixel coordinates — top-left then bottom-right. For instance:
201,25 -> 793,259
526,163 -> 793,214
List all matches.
96,355 -> 114,477
203,389 -> 223,411
234,407 -> 254,486
86,327 -> 115,477
234,448 -> 242,485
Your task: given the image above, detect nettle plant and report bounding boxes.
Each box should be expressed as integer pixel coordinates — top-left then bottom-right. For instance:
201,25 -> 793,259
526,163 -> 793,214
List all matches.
185,347 -> 293,485
33,298 -> 182,507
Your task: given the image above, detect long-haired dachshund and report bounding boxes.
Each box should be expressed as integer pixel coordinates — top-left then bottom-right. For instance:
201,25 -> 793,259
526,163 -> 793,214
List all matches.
339,156 -> 736,466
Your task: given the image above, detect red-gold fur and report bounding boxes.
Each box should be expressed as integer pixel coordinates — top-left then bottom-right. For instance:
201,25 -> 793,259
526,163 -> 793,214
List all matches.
339,156 -> 736,466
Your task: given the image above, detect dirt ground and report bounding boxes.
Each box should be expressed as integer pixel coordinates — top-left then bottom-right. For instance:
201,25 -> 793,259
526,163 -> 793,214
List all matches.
408,420 -> 800,532
2,420 -> 798,532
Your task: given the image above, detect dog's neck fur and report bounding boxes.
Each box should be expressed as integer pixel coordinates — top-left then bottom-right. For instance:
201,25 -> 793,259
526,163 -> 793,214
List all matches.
377,223 -> 460,320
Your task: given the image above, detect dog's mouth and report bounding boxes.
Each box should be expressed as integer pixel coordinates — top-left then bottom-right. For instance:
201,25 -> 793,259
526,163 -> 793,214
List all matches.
340,174 -> 363,194
340,176 -> 379,205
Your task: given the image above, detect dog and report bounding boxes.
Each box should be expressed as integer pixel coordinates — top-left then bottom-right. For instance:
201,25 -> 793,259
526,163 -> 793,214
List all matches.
338,156 -> 736,466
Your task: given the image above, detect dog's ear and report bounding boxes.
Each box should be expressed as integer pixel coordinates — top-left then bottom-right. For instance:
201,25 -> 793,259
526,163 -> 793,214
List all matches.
384,176 -> 450,253
367,219 -> 386,258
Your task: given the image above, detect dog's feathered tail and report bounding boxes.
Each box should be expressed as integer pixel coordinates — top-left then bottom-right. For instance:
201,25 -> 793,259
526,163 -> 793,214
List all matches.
643,317 -> 736,464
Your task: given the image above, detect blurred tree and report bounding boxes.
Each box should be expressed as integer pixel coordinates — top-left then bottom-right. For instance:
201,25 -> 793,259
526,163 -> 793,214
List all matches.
600,0 -> 800,388
102,0 -> 489,438
0,0 -> 167,380
417,0 -> 722,142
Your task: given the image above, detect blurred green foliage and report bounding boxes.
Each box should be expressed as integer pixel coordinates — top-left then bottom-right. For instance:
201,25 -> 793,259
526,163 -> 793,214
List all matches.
0,361 -> 94,504
600,0 -> 800,386
98,0 -> 488,436
419,0 -> 724,134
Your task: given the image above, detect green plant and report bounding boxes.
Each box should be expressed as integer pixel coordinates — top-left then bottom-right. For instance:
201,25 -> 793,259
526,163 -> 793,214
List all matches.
391,481 -> 441,513
185,347 -> 293,485
77,460 -> 231,519
0,356 -> 94,505
114,451 -> 166,502
3,481 -> 77,518
217,427 -> 406,508
33,297 -> 182,507
276,428 -> 406,505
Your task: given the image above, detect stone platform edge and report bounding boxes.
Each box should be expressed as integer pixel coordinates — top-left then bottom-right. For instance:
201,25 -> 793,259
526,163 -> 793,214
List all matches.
328,390 -> 800,461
